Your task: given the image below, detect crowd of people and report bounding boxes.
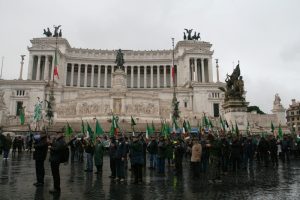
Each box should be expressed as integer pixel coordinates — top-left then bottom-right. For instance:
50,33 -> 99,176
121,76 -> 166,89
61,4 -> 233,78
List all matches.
1,129 -> 300,196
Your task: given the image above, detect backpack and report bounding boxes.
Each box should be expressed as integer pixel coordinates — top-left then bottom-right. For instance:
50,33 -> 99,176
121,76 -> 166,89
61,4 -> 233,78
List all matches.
60,145 -> 69,163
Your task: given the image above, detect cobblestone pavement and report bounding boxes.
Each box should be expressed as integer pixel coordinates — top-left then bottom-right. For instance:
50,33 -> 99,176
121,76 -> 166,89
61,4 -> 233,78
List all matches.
0,153 -> 300,200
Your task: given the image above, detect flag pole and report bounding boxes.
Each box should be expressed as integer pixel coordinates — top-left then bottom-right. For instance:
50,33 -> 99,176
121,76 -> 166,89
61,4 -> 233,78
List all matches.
53,35 -> 58,85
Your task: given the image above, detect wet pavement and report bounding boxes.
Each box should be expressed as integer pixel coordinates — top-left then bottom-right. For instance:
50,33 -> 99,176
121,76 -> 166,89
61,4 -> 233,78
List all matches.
0,153 -> 300,200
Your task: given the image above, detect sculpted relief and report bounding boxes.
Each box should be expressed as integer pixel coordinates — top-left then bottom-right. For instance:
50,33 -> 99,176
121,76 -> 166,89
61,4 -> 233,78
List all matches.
56,102 -> 111,117
125,102 -> 159,116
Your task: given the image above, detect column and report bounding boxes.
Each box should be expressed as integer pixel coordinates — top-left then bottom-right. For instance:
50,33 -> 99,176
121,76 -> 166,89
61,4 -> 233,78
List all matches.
111,66 -> 114,86
64,63 -> 68,86
84,65 -> 87,87
104,65 -> 107,88
91,65 -> 94,87
163,65 -> 167,87
77,64 -> 81,87
70,63 -> 74,86
36,55 -> 41,80
144,66 -> 147,88
137,66 -> 140,88
150,66 -> 153,88
170,66 -> 173,87
194,59 -> 198,82
27,55 -> 34,80
97,66 -> 101,88
131,66 -> 134,88
44,56 -> 49,81
157,66 -> 160,88
201,59 -> 205,83
208,58 -> 213,82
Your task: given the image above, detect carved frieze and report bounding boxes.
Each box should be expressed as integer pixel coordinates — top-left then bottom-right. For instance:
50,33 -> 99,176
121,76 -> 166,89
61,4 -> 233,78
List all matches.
56,102 -> 111,117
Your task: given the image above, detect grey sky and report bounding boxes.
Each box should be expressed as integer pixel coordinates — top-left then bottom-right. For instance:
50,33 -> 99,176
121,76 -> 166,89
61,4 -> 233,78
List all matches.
0,0 -> 299,113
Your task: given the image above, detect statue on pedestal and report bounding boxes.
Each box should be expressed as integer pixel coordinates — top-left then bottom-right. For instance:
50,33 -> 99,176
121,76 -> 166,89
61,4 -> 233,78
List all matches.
115,49 -> 125,70
219,64 -> 245,101
184,29 -> 201,41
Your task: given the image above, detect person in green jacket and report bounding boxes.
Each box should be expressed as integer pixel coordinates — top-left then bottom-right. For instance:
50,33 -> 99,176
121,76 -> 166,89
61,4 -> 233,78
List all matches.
94,136 -> 105,174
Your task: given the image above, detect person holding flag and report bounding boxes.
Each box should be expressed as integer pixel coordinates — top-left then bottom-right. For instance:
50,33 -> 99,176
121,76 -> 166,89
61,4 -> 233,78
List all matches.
94,136 -> 105,174
84,122 -> 95,172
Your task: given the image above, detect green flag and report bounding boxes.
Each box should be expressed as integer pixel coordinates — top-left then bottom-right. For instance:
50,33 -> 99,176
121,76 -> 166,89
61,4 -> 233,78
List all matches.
205,116 -> 209,127
131,116 -> 136,126
81,119 -> 85,134
87,122 -> 94,140
152,121 -> 155,133
235,122 -> 239,136
271,121 -> 275,133
19,107 -> 25,125
231,123 -> 235,134
173,117 -> 179,130
209,119 -> 214,128
278,124 -> 283,139
164,123 -> 170,138
220,116 -> 225,131
95,119 -> 104,136
187,120 -> 191,132
197,120 -> 202,133
131,116 -> 136,133
65,122 -> 73,136
183,120 -> 188,133
110,115 -> 119,136
225,120 -> 229,128
146,122 -> 153,137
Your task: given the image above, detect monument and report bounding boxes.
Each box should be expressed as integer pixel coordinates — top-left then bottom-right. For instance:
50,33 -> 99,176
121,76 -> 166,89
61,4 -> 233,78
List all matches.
219,63 -> 249,131
111,49 -> 127,115
0,29 -> 225,131
271,93 -> 286,124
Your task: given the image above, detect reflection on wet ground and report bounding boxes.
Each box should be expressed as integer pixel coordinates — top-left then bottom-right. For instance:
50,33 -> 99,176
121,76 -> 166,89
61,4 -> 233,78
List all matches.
0,153 -> 300,200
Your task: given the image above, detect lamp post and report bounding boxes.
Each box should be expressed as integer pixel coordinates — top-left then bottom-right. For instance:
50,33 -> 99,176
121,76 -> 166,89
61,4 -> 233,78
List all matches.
19,55 -> 25,80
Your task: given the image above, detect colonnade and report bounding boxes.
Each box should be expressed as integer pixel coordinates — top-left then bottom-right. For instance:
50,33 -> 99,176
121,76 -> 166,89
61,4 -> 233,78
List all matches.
65,64 -> 177,88
189,58 -> 210,83
28,55 -> 54,81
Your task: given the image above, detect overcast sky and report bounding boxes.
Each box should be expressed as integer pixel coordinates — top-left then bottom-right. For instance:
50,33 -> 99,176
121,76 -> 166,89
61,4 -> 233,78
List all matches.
0,0 -> 299,113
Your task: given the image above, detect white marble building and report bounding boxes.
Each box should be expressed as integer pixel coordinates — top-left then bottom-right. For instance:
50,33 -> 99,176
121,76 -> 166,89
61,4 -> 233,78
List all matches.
0,36 -> 225,127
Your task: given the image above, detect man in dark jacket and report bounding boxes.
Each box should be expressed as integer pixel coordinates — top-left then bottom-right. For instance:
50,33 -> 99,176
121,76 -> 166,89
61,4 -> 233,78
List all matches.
174,138 -> 185,176
130,135 -> 144,184
157,136 -> 166,174
281,136 -> 291,163
231,137 -> 241,172
109,137 -> 117,179
269,135 -> 279,167
258,137 -> 270,167
33,132 -> 48,187
115,134 -> 127,182
2,133 -> 12,160
49,132 -> 66,194
147,136 -> 158,169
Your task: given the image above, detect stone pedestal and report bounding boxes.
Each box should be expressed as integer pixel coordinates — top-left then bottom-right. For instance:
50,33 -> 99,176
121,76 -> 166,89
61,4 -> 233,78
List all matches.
111,68 -> 127,115
0,110 -> 8,126
223,99 -> 249,131
271,94 -> 286,124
